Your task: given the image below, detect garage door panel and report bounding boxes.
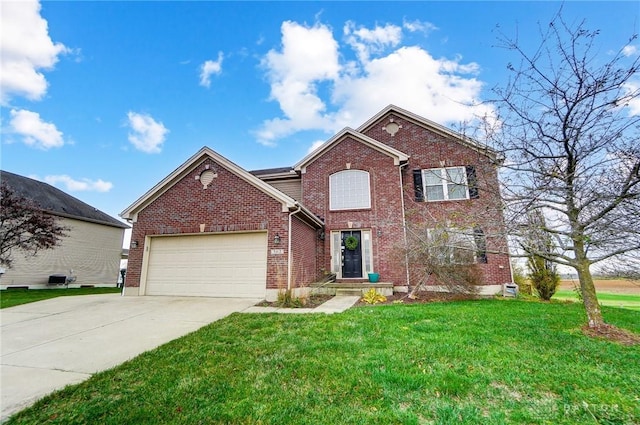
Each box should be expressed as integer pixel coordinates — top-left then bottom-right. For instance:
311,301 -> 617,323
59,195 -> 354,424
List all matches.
144,233 -> 267,298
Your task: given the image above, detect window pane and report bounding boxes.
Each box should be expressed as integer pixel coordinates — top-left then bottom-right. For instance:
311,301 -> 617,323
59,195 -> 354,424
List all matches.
448,183 -> 467,200
426,185 -> 444,201
423,169 -> 443,185
446,167 -> 465,184
330,170 -> 371,210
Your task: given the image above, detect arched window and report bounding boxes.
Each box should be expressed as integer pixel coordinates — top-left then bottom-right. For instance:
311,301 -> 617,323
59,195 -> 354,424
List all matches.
329,170 -> 371,210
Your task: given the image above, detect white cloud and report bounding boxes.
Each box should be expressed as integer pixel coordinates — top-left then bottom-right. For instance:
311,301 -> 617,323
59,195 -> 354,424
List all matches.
622,81 -> 640,116
257,20 -> 494,146
8,109 -> 64,149
0,0 -> 69,104
307,139 -> 325,154
42,175 -> 113,192
126,112 -> 169,153
622,45 -> 638,57
257,21 -> 340,146
199,52 -> 224,88
402,19 -> 438,34
344,21 -> 403,63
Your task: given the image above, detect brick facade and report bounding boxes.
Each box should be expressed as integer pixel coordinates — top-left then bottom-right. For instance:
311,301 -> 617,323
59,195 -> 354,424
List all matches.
125,157 -> 292,291
122,106 -> 513,297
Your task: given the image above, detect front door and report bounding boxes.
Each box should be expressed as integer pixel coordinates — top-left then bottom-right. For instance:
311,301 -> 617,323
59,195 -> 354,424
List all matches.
342,231 -> 362,278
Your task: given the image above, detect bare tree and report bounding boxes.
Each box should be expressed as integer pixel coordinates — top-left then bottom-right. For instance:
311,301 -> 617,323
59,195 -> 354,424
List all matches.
488,11 -> 640,327
0,183 -> 67,268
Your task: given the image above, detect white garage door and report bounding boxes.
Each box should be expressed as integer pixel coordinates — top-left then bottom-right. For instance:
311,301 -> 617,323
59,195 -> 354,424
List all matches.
144,232 -> 267,298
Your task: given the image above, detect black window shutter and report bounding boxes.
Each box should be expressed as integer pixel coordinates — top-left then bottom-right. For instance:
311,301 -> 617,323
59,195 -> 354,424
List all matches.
413,169 -> 424,202
466,165 -> 479,199
474,227 -> 488,263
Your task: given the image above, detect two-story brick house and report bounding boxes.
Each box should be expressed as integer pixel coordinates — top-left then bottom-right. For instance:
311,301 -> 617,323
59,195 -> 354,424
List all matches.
121,105 -> 512,299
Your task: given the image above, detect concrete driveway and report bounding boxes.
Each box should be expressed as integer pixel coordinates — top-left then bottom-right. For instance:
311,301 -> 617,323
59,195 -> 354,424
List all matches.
0,294 -> 259,421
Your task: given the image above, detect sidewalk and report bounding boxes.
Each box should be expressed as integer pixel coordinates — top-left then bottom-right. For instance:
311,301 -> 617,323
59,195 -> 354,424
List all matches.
241,295 -> 360,314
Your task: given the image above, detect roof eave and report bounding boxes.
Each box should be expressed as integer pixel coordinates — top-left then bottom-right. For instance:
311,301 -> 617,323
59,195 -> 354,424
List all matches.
293,128 -> 409,172
120,147 -> 298,220
356,104 -> 498,160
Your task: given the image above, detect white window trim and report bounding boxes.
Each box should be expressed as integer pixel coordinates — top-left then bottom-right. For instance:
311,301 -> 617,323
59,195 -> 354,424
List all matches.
426,227 -> 478,265
330,230 -> 373,279
329,170 -> 372,211
422,166 -> 469,202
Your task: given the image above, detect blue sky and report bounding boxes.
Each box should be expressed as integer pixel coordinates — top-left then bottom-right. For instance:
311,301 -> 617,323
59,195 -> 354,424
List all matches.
2,0 -> 639,240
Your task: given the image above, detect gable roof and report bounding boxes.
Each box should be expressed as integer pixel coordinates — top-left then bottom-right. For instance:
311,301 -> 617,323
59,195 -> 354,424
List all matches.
120,147 -> 322,227
293,128 -> 410,173
357,104 -> 499,160
1,170 -> 128,229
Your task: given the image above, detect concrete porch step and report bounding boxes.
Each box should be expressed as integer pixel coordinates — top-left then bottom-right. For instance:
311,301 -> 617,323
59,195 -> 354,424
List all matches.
311,282 -> 394,296
335,288 -> 365,296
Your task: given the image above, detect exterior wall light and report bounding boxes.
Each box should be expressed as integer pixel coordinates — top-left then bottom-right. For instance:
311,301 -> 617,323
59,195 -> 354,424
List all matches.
274,234 -> 281,245
131,241 -> 139,248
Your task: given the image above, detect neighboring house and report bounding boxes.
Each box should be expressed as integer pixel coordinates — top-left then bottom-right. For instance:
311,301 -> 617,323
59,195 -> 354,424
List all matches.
121,105 -> 513,300
0,171 -> 128,289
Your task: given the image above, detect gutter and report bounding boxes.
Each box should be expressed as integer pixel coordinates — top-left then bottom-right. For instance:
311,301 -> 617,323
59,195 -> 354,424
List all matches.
399,162 -> 411,287
287,205 -> 303,291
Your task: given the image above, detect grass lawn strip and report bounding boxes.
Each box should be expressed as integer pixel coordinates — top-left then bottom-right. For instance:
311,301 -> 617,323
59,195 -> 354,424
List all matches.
0,287 -> 122,309
554,290 -> 640,311
6,300 -> 640,425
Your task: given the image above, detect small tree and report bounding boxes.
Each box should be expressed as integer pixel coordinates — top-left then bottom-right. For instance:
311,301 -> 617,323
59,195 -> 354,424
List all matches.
522,210 -> 560,300
0,183 -> 67,268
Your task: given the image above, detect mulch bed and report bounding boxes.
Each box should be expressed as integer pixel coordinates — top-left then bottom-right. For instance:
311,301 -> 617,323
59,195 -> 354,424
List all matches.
582,324 -> 640,346
255,294 -> 334,308
355,291 -> 484,307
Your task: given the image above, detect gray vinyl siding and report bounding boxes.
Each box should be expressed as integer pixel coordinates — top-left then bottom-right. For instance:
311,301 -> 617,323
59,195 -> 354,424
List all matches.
267,179 -> 302,201
1,217 -> 125,288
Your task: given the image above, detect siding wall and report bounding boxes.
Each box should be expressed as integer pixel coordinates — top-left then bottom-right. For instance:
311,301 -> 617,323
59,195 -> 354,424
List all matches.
267,179 -> 302,201
1,217 -> 125,288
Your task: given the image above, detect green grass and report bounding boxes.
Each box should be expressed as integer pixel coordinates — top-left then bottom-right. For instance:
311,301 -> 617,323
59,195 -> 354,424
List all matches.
0,287 -> 122,309
6,300 -> 640,425
554,290 -> 640,311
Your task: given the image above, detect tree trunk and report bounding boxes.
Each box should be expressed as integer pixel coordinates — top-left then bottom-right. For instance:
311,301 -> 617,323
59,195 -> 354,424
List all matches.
576,263 -> 605,328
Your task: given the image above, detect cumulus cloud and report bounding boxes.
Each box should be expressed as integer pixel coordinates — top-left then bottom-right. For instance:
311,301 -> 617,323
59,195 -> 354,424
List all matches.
622,45 -> 638,57
8,109 -> 65,149
344,21 -> 402,63
257,21 -> 340,146
307,139 -> 325,154
0,0 -> 69,104
623,81 -> 640,116
199,52 -> 224,88
42,175 -> 113,192
126,112 -> 169,153
256,19 -> 494,146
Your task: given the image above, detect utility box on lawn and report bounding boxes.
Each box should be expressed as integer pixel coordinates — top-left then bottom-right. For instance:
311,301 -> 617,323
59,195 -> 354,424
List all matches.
503,283 -> 519,297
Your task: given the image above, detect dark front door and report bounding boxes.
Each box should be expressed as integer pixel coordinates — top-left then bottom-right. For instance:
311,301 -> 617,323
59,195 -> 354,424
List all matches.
342,231 -> 362,278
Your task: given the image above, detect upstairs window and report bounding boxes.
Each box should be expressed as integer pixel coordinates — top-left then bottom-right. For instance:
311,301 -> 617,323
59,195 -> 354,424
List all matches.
413,166 -> 479,202
329,170 -> 371,210
423,167 -> 468,201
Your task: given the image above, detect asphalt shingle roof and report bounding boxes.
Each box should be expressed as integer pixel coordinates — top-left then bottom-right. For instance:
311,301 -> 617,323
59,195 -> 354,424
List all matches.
1,170 -> 128,229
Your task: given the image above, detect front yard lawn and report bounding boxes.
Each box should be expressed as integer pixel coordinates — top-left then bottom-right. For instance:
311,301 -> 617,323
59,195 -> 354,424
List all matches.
0,287 -> 122,309
7,300 -> 640,424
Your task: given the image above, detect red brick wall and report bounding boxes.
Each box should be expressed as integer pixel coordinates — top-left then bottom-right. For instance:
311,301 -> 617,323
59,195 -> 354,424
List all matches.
301,136 -> 408,285
290,215 -> 319,288
361,113 -> 513,286
125,157 -> 290,290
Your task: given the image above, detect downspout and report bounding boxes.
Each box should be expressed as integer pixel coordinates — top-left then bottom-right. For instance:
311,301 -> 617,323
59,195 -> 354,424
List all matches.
287,205 -> 303,291
399,162 -> 411,287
